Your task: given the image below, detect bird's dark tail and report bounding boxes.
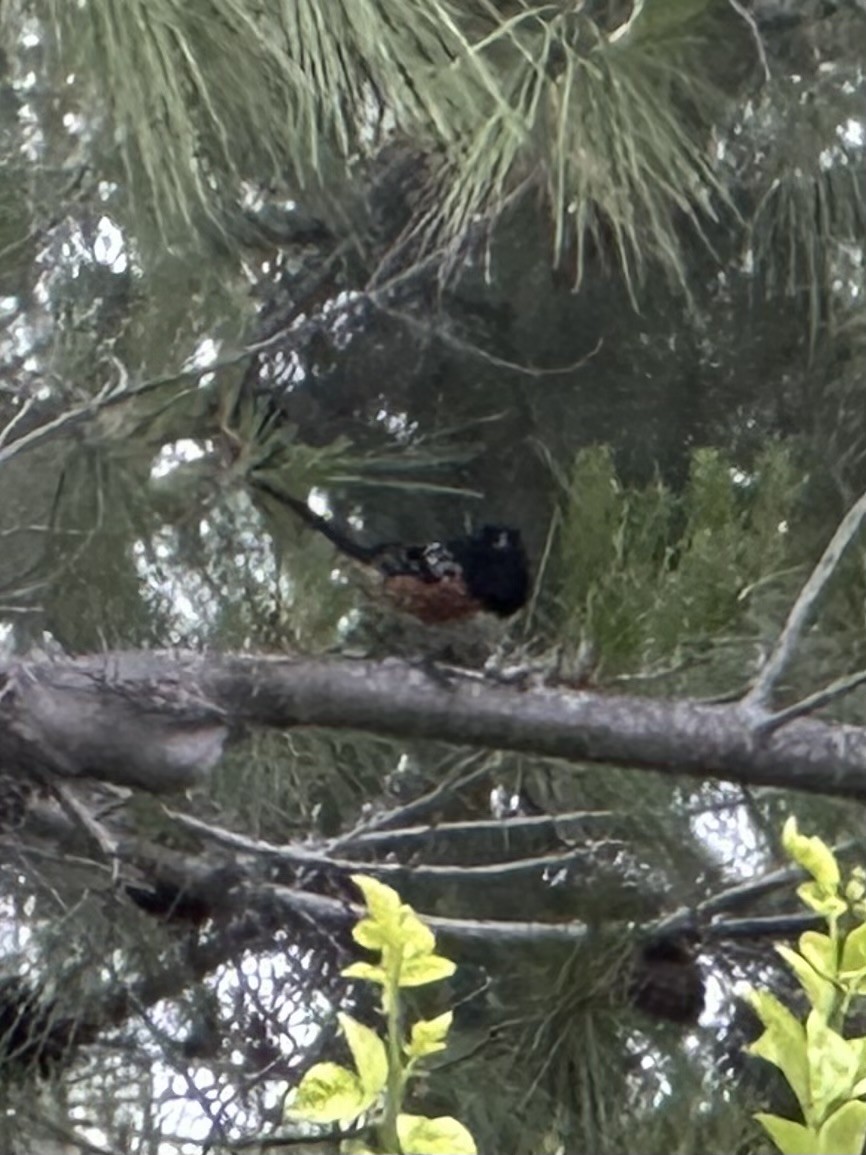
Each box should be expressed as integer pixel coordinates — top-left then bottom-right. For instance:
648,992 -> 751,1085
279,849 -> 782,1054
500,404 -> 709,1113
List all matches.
251,477 -> 382,565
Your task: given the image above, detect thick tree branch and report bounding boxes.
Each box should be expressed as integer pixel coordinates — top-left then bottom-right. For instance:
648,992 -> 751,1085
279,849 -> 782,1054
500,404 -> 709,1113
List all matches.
4,650 -> 866,800
261,882 -> 590,946
707,913 -> 820,940
697,842 -> 860,917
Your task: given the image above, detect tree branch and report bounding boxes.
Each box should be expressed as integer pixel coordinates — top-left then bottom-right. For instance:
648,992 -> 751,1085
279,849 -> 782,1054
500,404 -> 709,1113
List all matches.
756,669 -> 866,735
331,808 -> 613,858
707,913 -> 820,940
5,650 -> 866,801
746,487 -> 866,707
698,839 -> 858,917
166,808 -> 606,886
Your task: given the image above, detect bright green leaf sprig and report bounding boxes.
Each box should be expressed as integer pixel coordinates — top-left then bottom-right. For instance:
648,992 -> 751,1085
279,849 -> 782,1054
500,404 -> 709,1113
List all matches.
743,817 -> 866,1155
286,875 -> 477,1155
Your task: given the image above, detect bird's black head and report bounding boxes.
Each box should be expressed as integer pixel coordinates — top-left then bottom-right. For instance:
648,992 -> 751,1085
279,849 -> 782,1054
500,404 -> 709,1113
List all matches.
479,525 -> 522,550
450,524 -> 530,617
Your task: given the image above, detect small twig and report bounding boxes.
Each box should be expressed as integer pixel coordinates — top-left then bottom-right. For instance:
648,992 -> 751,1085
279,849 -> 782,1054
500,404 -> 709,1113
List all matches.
0,396 -> 37,449
167,808 -> 286,858
339,846 -> 598,884
168,808 -> 597,883
328,751 -> 496,853
131,996 -> 229,1149
342,808 -> 613,851
0,260 -> 359,473
755,668 -> 866,736
522,507 -> 559,636
746,488 -> 866,708
0,164 -> 90,263
217,1126 -> 365,1150
47,780 -> 119,862
18,1109 -> 125,1155
372,301 -> 602,378
725,0 -> 771,83
607,654 -> 710,686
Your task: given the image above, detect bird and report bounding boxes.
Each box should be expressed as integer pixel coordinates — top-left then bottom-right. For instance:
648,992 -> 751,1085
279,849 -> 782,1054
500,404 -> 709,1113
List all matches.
123,880 -> 216,926
251,478 -> 531,625
628,935 -> 705,1026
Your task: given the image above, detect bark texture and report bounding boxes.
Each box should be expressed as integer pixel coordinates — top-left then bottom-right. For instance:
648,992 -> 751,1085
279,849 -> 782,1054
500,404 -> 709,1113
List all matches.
0,650 -> 864,799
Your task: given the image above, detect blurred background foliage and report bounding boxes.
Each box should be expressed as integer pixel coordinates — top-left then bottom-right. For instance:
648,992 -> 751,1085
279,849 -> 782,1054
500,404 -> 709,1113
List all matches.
1,0 -> 866,1152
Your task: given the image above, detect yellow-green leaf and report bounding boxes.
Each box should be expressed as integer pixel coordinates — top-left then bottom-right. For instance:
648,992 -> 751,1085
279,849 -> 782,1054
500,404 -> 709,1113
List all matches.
396,1113 -> 478,1155
798,881 -> 848,922
783,819 -> 840,891
776,945 -> 836,1018
841,923 -> 866,988
401,910 -> 436,956
338,1013 -> 388,1099
285,1062 -> 369,1124
352,874 -> 402,920
844,1036 -> 866,1082
342,961 -> 387,985
352,916 -> 389,952
755,1112 -> 817,1155
351,875 -> 403,947
744,988 -> 809,1111
846,869 -> 866,905
350,875 -> 443,970
399,911 -> 436,958
406,1012 -> 453,1059
806,1010 -> 859,1118
817,1100 -> 866,1155
798,931 -> 837,977
399,954 -> 457,988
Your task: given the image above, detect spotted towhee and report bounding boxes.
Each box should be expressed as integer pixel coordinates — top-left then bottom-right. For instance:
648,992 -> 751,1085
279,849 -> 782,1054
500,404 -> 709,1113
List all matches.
252,479 -> 530,624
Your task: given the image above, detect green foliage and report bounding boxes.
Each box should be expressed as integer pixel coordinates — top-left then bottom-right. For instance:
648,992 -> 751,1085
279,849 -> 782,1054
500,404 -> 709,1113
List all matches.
555,444 -> 803,683
747,68 -> 866,346
743,818 -> 866,1155
287,875 -> 475,1155
17,0 -> 756,291
36,0 -> 494,245
439,0 -> 740,294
